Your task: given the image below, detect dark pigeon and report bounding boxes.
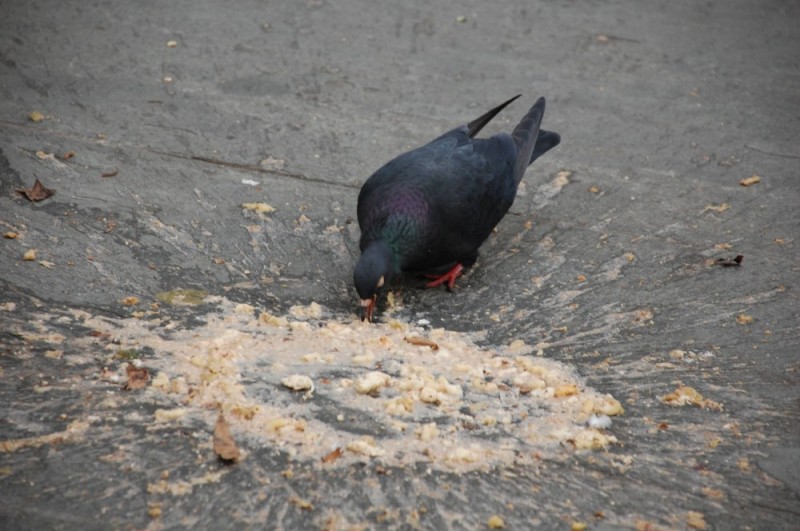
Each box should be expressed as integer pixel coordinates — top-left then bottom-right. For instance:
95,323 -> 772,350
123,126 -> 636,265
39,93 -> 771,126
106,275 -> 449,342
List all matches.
354,95 -> 560,321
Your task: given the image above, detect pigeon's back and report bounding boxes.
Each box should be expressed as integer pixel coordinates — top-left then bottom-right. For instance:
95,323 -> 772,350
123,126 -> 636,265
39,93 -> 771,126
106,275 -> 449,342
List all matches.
357,96 -> 559,274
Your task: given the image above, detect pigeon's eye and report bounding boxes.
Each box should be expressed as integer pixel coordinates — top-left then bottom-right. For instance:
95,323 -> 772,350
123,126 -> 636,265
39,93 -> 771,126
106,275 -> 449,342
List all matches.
376,276 -> 385,288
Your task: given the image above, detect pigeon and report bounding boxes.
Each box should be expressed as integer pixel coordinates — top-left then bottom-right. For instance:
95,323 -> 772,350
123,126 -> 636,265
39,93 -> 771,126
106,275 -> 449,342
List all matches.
354,95 -> 560,321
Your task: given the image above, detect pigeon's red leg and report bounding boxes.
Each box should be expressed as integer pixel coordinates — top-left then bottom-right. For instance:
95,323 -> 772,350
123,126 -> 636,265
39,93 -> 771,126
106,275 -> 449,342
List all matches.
425,263 -> 464,289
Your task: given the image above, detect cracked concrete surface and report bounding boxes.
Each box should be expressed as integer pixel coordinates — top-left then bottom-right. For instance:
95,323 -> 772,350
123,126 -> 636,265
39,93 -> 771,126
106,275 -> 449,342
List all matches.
1,0 -> 799,529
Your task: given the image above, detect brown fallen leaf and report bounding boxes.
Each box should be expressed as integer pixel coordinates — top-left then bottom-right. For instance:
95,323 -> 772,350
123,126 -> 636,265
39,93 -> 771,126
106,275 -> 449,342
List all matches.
124,363 -> 149,390
404,336 -> 439,350
214,413 -> 241,462
714,255 -> 743,267
17,178 -> 55,202
101,168 -> 119,178
321,447 -> 343,464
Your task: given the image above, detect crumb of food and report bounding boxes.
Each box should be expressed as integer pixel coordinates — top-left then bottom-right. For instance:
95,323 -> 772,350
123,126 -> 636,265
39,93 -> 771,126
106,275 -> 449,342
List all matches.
235,303 -> 255,315
355,371 -> 391,395
587,414 -> 612,429
154,408 -> 187,422
554,384 -> 579,397
3,232 -> 18,239
260,311 -> 288,327
151,372 -> 170,390
66,297 -> 626,472
289,302 -> 323,320
29,111 -> 46,122
281,374 -> 314,392
487,515 -> 505,529
121,296 -> 139,306
739,175 -> 760,187
661,386 -> 722,410
686,511 -> 707,529
571,522 -> 588,531
22,249 -> 37,261
416,422 -> 440,441
572,429 -> 618,450
736,313 -> 753,325
241,202 -> 276,214
346,437 -> 385,457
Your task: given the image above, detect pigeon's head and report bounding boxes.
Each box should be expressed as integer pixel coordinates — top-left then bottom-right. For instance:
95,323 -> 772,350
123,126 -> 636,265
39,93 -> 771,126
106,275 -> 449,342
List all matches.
353,242 -> 393,322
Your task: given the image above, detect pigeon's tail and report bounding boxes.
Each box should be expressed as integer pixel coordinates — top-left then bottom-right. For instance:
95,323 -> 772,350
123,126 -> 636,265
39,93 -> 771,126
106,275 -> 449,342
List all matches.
529,129 -> 561,165
467,94 -> 521,138
511,97 -> 546,184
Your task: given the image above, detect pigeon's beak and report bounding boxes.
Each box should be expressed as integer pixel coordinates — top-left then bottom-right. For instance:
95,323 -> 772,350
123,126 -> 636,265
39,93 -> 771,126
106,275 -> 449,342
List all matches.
360,296 -> 377,323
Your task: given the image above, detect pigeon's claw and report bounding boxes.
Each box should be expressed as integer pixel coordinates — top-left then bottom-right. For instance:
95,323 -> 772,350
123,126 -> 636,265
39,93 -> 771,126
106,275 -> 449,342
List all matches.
425,263 -> 464,291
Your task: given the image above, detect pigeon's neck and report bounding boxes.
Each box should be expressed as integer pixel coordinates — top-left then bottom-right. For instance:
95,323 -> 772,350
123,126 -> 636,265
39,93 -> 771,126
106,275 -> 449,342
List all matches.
362,240 -> 399,274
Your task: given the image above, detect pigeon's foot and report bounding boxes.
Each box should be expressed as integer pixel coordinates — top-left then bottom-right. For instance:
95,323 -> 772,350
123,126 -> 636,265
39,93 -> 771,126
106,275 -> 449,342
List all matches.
425,263 -> 464,290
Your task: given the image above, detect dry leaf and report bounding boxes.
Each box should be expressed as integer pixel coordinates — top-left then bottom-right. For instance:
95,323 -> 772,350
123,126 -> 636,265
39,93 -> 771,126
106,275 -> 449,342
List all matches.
214,413 -> 241,462
739,175 -> 761,187
125,363 -> 149,390
321,447 -> 343,464
736,313 -> 753,325
121,296 -> 139,306
715,255 -> 743,267
17,178 -> 55,202
404,336 -> 439,350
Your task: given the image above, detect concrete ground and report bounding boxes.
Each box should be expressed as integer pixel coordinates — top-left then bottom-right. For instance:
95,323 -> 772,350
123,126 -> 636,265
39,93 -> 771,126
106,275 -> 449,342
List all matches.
1,0 -> 799,529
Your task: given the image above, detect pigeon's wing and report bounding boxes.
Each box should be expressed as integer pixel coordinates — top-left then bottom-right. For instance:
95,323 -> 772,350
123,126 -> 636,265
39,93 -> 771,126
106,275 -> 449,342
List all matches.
466,95 -> 521,138
400,132 -> 520,266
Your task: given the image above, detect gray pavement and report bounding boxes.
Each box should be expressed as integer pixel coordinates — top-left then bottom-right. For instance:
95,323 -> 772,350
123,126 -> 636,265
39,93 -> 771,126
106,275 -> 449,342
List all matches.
1,0 -> 799,529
